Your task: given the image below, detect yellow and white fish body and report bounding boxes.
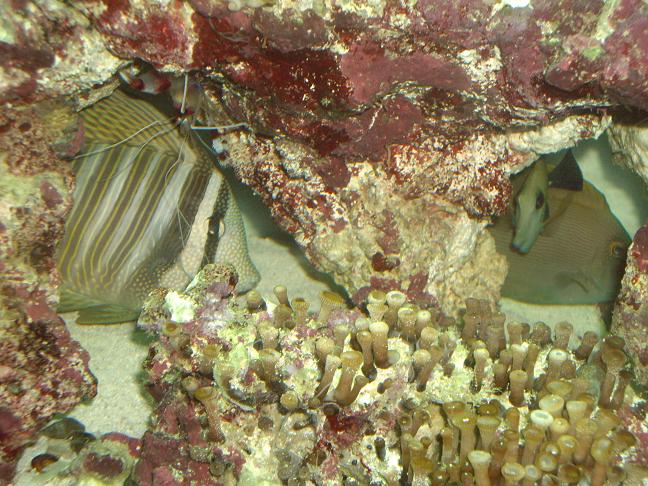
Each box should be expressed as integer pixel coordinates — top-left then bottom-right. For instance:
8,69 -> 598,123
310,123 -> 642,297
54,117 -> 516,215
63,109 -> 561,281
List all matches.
490,180 -> 630,305
511,158 -> 549,253
57,89 -> 259,324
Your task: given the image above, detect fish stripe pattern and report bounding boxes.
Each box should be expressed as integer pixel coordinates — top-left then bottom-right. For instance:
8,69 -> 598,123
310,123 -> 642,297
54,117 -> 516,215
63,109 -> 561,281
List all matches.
57,87 -> 259,323
80,90 -> 183,154
58,141 -> 213,311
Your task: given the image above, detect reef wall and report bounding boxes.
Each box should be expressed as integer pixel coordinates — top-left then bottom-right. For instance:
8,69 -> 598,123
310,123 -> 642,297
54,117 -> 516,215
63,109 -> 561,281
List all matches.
3,0 -> 648,313
612,221 -> 648,387
0,100 -> 97,477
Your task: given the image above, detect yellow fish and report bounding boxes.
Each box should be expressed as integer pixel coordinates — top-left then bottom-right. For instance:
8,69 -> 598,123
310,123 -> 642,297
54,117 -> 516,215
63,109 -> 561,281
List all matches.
57,88 -> 259,324
490,159 -> 630,305
511,150 -> 583,253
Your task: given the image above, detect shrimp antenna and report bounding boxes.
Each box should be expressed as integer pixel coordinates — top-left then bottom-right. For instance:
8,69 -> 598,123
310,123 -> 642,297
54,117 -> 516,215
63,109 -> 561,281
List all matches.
190,123 -> 249,131
72,118 -> 175,160
180,73 -> 189,116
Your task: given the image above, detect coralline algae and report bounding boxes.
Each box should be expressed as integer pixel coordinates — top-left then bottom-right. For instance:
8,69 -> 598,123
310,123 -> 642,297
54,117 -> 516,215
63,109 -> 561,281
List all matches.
612,221 -> 648,388
4,0 -> 648,316
0,99 -> 96,479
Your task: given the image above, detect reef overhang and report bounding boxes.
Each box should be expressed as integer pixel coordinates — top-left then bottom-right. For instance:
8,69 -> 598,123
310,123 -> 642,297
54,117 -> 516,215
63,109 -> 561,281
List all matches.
2,1 -> 648,475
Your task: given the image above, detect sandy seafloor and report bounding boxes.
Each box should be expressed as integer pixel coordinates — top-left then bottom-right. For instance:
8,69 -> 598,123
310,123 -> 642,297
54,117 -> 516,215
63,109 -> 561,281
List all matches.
60,134 -> 648,440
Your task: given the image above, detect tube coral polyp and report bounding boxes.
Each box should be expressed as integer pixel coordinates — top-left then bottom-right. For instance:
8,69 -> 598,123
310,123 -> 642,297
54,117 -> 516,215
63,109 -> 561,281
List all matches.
142,267 -> 645,485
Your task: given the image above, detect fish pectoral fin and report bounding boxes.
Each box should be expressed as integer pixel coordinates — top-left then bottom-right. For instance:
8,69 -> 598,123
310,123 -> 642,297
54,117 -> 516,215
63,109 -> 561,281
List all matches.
554,272 -> 591,294
58,286 -> 104,313
548,150 -> 583,191
76,304 -> 141,325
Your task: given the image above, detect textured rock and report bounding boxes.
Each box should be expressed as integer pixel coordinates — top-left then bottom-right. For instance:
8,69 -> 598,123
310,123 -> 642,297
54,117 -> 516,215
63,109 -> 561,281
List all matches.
608,121 -> 648,186
0,314 -> 97,479
0,99 -> 96,478
612,222 -> 648,388
3,1 -> 648,312
13,422 -> 141,486
0,0 -> 121,106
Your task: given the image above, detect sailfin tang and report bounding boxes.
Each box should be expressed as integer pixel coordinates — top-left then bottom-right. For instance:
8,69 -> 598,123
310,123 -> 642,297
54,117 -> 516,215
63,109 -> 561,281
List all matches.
80,89 -> 183,155
213,184 -> 260,292
59,286 -> 140,324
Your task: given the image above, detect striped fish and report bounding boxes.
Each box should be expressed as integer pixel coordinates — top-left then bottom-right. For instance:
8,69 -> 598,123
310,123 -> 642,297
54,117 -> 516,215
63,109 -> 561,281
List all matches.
57,89 -> 259,324
489,173 -> 629,306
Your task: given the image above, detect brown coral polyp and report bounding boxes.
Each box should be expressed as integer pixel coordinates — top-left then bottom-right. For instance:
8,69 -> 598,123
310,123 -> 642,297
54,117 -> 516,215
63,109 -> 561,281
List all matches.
317,290 -> 345,324
193,386 -> 224,442
148,281 -> 643,484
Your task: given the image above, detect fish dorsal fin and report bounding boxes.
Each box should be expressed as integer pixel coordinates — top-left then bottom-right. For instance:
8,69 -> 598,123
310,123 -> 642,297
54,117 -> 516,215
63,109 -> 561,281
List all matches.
80,89 -> 184,154
548,150 -> 583,191
76,304 -> 141,325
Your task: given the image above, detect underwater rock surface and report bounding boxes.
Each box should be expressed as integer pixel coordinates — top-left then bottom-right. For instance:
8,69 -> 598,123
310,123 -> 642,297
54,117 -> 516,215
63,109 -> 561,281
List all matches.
612,221 -> 648,388
3,0 -> 648,313
14,422 -> 141,486
608,121 -> 648,187
0,1 -> 121,106
0,99 -> 97,478
0,317 -> 96,480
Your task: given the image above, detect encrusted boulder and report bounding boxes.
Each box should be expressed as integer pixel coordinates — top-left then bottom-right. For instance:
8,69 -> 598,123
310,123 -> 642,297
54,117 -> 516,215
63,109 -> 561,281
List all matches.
612,221 -> 648,388
0,99 -> 96,478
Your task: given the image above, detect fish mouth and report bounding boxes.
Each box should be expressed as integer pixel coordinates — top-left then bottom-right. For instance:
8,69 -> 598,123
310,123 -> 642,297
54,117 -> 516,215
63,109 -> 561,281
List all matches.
511,240 -> 531,254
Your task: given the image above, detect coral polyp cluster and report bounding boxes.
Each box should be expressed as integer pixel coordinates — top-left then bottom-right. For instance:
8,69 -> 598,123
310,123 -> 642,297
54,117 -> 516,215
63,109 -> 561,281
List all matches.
132,265 -> 645,485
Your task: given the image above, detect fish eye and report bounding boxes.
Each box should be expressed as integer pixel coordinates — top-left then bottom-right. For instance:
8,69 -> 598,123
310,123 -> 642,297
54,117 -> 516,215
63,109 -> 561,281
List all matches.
535,192 -> 545,210
609,241 -> 626,258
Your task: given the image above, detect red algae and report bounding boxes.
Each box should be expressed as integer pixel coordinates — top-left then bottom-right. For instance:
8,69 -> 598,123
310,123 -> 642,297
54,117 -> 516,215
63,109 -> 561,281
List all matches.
224,48 -> 350,109
340,42 -> 471,105
335,96 -> 424,160
83,453 -> 124,479
632,224 -> 648,273
191,13 -> 242,66
99,0 -> 130,24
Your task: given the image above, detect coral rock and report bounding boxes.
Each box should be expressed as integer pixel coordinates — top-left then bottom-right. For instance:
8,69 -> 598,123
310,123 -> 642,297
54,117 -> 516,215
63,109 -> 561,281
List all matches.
0,99 -> 96,478
132,267 -> 644,484
612,221 -> 648,387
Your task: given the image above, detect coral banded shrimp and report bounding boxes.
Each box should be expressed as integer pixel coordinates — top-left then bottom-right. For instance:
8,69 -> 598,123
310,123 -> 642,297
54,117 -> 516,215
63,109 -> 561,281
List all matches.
56,65 -> 259,324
